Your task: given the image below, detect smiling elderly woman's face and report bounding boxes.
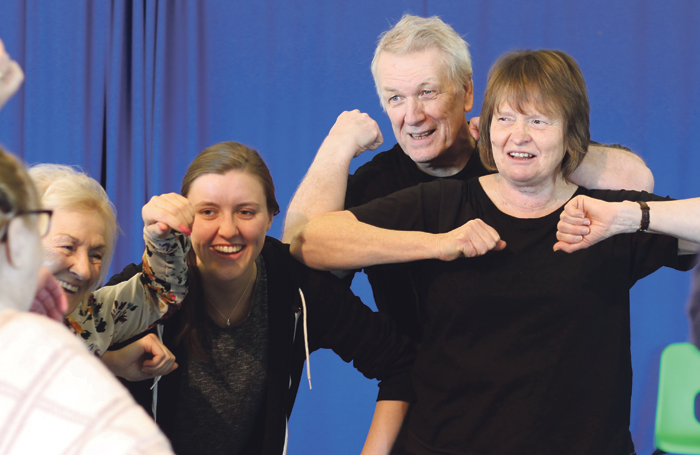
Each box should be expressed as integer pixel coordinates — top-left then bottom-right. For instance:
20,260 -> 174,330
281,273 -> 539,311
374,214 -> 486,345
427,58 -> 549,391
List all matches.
478,49 -> 590,181
41,207 -> 107,313
489,99 -> 566,186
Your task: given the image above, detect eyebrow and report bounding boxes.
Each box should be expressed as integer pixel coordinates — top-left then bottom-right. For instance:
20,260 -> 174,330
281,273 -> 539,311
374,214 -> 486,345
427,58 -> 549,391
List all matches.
382,80 -> 440,93
52,233 -> 79,243
52,233 -> 106,250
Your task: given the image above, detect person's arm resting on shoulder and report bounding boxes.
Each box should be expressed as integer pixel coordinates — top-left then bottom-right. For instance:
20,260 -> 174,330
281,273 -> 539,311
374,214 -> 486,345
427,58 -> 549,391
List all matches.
281,110 -> 383,243
567,143 -> 654,192
468,118 -> 653,192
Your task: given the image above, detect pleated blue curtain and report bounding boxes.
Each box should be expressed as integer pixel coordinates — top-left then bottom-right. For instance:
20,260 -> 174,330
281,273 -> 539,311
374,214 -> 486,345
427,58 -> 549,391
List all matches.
0,0 -> 206,268
103,0 -> 207,267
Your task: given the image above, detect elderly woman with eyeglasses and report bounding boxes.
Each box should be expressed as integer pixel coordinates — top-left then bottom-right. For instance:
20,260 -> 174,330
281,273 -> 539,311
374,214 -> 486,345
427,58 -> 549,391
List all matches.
0,147 -> 175,454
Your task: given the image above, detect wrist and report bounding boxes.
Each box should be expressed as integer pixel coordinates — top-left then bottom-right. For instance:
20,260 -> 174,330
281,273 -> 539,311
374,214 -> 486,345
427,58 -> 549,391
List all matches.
319,135 -> 363,164
637,200 -> 650,232
618,201 -> 646,234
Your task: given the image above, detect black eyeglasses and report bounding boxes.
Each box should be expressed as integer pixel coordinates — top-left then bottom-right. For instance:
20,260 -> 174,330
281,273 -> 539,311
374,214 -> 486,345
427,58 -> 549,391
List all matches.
0,210 -> 53,242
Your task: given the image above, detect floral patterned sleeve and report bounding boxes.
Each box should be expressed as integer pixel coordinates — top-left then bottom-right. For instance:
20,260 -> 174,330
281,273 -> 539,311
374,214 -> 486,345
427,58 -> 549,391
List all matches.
64,229 -> 190,357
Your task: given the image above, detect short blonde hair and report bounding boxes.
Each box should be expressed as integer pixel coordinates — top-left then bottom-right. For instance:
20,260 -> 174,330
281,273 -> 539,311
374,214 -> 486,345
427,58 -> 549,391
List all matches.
371,14 -> 473,108
28,164 -> 118,289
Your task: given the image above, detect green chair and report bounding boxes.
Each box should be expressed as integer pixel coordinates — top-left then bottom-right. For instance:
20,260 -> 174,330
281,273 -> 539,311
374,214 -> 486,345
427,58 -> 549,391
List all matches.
655,342 -> 700,453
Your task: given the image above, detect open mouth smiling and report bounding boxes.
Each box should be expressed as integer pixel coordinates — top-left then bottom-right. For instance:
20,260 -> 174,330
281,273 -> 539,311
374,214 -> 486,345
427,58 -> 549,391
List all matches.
508,152 -> 535,159
58,280 -> 79,294
213,245 -> 244,254
409,130 -> 435,139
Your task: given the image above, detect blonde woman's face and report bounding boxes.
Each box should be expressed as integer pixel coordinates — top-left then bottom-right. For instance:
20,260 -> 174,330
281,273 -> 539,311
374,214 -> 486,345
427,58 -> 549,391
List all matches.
41,208 -> 107,314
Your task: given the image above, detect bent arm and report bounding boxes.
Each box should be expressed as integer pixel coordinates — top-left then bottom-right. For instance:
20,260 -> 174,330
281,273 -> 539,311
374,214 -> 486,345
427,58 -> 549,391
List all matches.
282,110 -> 383,242
555,196 -> 700,254
570,144 -> 654,192
65,230 -> 190,356
290,211 -> 438,270
361,400 -> 409,455
645,199 -> 700,254
291,210 -> 505,270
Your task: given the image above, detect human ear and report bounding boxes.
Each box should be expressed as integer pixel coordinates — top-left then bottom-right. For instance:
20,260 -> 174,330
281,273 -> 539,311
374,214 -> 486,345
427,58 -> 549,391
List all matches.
6,219 -> 34,269
463,79 -> 474,113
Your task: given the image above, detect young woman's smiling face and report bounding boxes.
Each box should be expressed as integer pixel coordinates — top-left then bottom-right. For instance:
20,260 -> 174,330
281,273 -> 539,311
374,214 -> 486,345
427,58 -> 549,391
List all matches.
187,170 -> 273,285
41,209 -> 107,313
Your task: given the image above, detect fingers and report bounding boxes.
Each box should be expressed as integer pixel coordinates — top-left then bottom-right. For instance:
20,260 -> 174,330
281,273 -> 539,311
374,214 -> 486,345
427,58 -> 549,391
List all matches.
468,117 -> 480,141
30,268 -> 68,321
140,333 -> 178,376
439,219 -> 504,260
143,193 -> 195,238
330,110 -> 383,156
552,240 -> 582,254
0,40 -> 25,110
458,219 -> 504,257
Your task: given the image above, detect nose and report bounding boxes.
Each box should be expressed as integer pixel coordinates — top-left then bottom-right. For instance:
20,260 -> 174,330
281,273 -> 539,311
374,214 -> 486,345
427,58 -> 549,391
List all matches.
218,214 -> 240,239
405,97 -> 426,126
69,251 -> 92,281
510,119 -> 531,146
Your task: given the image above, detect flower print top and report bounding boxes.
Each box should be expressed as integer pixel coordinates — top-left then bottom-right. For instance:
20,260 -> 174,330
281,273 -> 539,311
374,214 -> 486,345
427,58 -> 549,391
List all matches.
64,229 -> 190,357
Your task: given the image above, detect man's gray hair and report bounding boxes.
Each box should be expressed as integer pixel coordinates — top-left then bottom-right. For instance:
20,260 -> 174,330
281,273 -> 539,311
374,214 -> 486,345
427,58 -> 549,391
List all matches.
371,14 -> 473,108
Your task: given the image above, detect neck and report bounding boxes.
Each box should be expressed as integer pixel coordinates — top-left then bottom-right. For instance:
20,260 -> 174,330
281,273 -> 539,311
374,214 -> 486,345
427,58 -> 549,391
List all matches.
201,262 -> 257,312
484,174 -> 578,218
414,121 -> 475,177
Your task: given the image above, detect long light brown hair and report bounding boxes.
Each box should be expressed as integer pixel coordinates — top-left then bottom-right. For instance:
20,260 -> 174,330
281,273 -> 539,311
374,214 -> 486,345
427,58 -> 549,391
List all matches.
177,142 -> 279,359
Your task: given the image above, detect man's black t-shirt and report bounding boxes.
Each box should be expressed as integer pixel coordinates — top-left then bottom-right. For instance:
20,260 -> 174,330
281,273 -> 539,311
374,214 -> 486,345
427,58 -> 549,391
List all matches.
345,142 -> 490,341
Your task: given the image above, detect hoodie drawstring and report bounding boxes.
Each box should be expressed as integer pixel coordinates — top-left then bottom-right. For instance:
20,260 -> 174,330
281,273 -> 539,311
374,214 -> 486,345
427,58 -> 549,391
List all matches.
297,288 -> 312,389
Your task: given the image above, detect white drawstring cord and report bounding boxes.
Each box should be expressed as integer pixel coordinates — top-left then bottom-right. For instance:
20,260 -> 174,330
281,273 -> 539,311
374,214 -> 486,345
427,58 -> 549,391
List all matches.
298,288 -> 312,389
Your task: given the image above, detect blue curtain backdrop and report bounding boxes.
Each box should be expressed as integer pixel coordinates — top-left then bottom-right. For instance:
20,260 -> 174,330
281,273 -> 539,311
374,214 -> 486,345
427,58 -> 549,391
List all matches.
1,1 -> 699,453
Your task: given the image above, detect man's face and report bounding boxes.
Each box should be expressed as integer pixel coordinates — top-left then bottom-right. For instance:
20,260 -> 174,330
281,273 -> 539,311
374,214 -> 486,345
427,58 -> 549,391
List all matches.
375,49 -> 473,172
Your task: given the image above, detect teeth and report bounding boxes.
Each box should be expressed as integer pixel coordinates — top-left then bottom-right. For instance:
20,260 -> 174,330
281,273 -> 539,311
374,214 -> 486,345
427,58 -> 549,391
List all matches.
509,152 -> 534,158
213,245 -> 243,254
58,280 -> 79,293
410,131 -> 432,139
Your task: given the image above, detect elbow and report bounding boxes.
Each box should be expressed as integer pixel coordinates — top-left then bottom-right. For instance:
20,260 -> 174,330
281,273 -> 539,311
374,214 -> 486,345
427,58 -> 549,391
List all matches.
639,167 -> 655,193
622,155 -> 654,192
289,227 -> 332,271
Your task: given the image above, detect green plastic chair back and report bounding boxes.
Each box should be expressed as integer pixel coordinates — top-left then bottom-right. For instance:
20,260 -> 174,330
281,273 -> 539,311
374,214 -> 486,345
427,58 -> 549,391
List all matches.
655,342 -> 700,453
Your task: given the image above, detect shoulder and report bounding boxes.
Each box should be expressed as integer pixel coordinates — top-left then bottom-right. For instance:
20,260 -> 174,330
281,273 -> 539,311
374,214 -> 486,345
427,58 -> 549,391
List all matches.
0,310 -> 86,352
105,262 -> 142,286
584,188 -> 670,203
346,144 -> 421,208
351,144 -> 409,178
0,310 -> 126,400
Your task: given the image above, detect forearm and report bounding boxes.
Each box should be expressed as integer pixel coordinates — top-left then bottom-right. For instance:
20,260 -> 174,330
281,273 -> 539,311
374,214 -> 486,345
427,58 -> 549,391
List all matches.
571,145 -> 654,192
361,401 -> 409,455
614,199 -> 700,253
142,229 -> 190,309
282,137 -> 358,242
290,211 -> 438,270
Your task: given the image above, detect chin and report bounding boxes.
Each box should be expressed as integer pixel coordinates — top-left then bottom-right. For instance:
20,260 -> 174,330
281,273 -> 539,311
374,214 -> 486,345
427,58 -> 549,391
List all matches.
405,147 -> 443,164
66,294 -> 85,315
